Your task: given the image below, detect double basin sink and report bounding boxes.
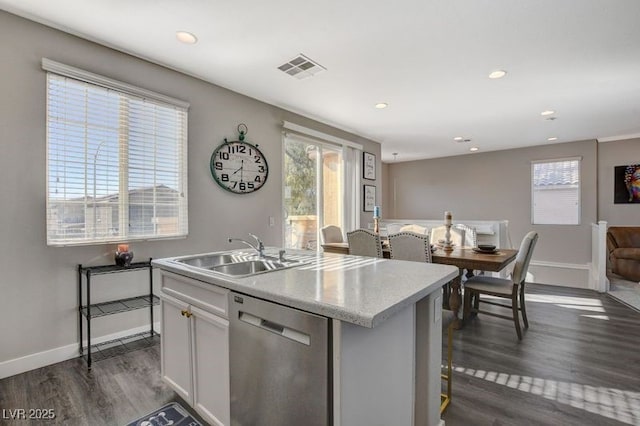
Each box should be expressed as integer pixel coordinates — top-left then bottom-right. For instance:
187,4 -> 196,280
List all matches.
172,252 -> 305,278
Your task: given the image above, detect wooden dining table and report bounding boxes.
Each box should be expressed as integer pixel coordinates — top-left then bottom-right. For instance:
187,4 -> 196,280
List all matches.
321,242 -> 518,329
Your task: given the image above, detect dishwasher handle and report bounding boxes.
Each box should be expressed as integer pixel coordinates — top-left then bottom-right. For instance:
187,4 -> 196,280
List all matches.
239,311 -> 310,345
260,318 -> 284,333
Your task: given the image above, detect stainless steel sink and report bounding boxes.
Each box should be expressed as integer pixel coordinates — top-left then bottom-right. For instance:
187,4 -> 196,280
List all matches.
210,260 -> 284,276
173,253 -> 305,277
176,253 -> 246,268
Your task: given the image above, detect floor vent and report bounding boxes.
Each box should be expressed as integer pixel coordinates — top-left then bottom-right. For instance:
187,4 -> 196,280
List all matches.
278,54 -> 326,79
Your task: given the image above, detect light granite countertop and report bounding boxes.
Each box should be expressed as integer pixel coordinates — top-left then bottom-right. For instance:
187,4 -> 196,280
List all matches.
152,248 -> 458,328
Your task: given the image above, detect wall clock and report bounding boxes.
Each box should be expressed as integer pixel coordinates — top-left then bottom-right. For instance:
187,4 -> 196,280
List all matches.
210,124 -> 268,194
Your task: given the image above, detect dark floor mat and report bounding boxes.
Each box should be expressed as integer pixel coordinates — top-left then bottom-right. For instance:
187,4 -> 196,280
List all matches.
125,402 -> 202,426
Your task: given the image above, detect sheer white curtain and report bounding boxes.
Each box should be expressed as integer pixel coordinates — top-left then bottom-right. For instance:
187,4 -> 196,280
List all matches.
343,145 -> 360,232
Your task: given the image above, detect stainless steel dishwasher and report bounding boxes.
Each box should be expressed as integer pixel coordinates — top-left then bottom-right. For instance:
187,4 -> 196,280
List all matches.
229,291 -> 330,426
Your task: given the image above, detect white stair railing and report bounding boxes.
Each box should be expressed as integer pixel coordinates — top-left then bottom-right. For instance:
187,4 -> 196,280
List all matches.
589,221 -> 610,293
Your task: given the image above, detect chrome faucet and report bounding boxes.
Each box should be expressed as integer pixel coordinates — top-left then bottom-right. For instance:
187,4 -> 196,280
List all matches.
228,233 -> 265,258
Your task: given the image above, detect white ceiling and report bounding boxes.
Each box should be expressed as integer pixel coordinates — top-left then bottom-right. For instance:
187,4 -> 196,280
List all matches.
2,0 -> 640,162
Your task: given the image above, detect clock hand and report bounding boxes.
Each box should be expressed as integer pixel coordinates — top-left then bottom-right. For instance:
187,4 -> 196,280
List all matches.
240,159 -> 244,182
232,159 -> 245,175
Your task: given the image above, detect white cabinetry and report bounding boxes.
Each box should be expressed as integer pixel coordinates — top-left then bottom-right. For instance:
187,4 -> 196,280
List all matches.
160,294 -> 192,402
191,305 -> 229,425
160,272 -> 230,426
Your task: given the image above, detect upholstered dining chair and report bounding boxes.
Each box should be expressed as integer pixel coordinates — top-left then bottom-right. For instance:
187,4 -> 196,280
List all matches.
388,231 -> 432,262
387,231 -> 454,414
346,229 -> 383,258
399,224 -> 429,235
430,226 -> 465,247
456,224 -> 480,277
386,223 -> 404,235
463,231 -> 538,340
321,225 -> 344,244
455,224 -> 477,247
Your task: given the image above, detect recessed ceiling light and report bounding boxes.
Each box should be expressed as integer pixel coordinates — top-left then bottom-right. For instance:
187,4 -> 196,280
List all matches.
375,103 -> 388,109
470,147 -> 479,152
453,136 -> 464,141
540,110 -> 555,116
176,31 -> 198,44
488,70 -> 507,79
547,137 -> 558,141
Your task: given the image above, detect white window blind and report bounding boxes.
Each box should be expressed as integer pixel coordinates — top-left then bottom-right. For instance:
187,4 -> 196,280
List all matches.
531,158 -> 581,225
45,61 -> 188,246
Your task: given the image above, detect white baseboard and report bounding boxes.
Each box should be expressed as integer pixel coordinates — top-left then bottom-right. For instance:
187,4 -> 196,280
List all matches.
0,322 -> 160,380
528,260 -> 590,289
529,260 -> 589,271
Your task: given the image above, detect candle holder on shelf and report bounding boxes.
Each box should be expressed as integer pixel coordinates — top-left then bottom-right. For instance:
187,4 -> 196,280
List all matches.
115,244 -> 134,267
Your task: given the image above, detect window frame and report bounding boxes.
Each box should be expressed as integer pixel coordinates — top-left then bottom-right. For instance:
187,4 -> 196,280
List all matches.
281,121 -> 362,250
43,59 -> 189,246
531,157 -> 582,226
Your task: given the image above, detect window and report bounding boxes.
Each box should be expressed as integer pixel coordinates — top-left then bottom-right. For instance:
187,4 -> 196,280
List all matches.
531,158 -> 581,225
44,59 -> 189,246
282,122 -> 361,250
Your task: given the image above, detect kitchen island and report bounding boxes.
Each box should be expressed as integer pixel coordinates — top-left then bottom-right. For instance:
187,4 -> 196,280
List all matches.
153,249 -> 458,426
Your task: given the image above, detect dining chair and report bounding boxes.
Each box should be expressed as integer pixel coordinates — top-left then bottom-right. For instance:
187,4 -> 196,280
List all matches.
462,231 -> 538,340
346,229 -> 383,258
430,225 -> 465,247
387,231 -> 454,414
399,224 -> 429,235
455,223 -> 477,247
321,225 -> 344,244
455,224 -> 480,277
386,223 -> 404,235
388,231 -> 432,262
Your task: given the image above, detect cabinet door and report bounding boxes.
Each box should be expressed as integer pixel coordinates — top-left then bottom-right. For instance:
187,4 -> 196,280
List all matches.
160,294 -> 193,403
191,305 -> 230,426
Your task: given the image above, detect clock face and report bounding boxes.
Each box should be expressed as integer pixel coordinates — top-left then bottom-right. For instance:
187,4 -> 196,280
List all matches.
210,141 -> 268,194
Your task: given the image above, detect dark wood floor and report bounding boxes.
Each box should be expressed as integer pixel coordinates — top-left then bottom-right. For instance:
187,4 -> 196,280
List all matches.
443,283 -> 640,426
0,344 -> 202,425
1,283 -> 639,425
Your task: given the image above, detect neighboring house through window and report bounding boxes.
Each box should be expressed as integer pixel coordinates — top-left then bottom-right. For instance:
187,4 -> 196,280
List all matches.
43,59 -> 189,246
531,158 -> 581,225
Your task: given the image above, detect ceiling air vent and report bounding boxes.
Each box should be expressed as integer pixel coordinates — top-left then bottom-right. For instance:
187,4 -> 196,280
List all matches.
278,54 -> 326,80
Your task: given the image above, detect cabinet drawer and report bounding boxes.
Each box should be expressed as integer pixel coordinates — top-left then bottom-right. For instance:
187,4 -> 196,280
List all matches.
161,271 -> 228,318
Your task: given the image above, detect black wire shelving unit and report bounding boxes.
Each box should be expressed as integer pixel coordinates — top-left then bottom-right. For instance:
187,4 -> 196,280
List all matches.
78,259 -> 158,369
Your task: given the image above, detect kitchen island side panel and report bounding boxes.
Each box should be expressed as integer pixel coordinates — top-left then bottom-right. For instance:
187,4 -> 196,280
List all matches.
415,292 -> 443,426
335,303 -> 416,426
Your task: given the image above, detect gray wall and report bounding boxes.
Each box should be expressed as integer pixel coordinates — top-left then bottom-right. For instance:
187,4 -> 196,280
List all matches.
597,138 -> 640,226
380,162 -> 391,219
0,11 -> 380,364
383,140 -> 598,268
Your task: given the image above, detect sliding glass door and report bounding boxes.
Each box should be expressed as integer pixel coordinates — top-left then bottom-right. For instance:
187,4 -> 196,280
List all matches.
283,136 -> 343,250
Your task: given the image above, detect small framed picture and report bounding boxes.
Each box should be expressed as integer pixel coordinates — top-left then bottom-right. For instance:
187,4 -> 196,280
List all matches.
363,152 -> 376,180
363,184 -> 376,212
